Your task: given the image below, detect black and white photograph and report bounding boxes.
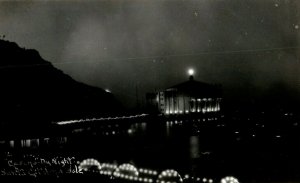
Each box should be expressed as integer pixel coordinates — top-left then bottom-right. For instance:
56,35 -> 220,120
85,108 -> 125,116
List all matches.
0,0 -> 300,183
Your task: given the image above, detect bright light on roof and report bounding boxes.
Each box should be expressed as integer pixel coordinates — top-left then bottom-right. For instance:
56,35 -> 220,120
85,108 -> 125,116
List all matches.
188,68 -> 194,76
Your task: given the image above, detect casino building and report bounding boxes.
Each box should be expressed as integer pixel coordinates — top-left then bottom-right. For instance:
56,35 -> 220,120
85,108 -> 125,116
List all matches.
146,69 -> 222,115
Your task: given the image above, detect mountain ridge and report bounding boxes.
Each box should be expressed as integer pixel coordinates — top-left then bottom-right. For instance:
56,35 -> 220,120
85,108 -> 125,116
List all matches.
0,39 -> 122,131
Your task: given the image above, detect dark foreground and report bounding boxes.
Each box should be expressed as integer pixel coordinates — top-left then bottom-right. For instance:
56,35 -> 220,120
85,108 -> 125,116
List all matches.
0,111 -> 300,183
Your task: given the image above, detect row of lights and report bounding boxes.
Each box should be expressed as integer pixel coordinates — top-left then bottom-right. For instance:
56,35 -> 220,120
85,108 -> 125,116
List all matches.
139,168 -> 158,175
114,163 -> 139,176
167,110 -> 184,114
160,170 -> 179,177
157,169 -> 183,183
166,121 -> 183,125
166,117 -> 218,126
101,163 -> 118,169
192,98 -> 213,102
79,159 -> 239,183
184,174 -> 213,183
78,158 -> 102,172
166,107 -> 220,115
99,170 -> 112,175
99,163 -> 118,176
56,114 -> 148,125
113,164 -> 155,183
114,173 -> 154,182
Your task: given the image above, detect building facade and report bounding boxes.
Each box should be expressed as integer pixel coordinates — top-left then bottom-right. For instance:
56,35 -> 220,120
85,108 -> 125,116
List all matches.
147,76 -> 222,115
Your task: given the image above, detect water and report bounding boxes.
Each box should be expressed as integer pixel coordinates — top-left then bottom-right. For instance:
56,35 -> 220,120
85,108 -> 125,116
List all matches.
2,114 -> 300,182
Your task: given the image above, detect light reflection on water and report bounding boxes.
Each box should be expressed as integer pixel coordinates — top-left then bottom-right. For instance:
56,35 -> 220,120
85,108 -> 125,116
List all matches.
123,119 -> 213,174
7,119 -> 213,166
166,121 -> 171,137
190,136 -> 200,159
129,120 -> 210,158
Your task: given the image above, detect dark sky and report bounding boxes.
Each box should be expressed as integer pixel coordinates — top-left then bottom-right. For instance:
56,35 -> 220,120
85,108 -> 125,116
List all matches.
1,0 -> 300,108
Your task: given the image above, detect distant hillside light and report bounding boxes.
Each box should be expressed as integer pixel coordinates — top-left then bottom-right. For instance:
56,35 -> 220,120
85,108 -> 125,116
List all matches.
105,89 -> 111,93
188,68 -> 194,76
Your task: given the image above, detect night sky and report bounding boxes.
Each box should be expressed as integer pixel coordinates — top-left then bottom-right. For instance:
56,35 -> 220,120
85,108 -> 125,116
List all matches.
0,0 -> 300,108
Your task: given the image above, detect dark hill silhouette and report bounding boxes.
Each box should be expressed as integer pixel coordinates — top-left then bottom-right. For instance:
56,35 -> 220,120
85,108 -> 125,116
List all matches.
0,39 -> 122,137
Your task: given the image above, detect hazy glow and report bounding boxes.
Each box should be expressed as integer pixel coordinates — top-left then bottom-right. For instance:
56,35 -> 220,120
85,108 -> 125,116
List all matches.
188,68 -> 194,76
221,176 -> 239,183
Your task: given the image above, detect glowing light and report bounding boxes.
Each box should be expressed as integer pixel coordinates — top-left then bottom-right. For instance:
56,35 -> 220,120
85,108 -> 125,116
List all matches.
79,158 -> 101,172
188,68 -> 195,76
105,89 -> 111,93
100,163 -> 117,175
9,140 -> 14,148
221,176 -> 239,183
157,169 -> 183,183
113,163 -> 139,178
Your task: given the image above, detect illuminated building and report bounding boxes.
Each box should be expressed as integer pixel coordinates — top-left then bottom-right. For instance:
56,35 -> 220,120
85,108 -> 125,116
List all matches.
147,69 -> 222,115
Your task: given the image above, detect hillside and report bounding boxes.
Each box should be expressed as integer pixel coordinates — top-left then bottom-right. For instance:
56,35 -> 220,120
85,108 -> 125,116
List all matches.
0,39 -> 122,135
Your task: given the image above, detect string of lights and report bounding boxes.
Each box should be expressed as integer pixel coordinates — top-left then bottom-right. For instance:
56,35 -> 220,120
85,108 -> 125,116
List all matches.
55,113 -> 148,125
0,151 -> 241,183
